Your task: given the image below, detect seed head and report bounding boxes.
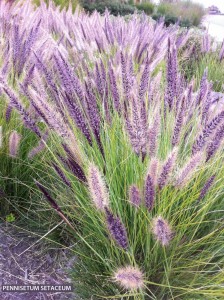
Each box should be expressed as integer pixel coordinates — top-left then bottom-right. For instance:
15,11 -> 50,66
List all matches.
105,208 -> 128,250
158,148 -> 177,189
152,216 -> 173,246
198,175 -> 215,201
148,115 -> 160,157
114,266 -> 144,290
145,175 -> 155,212
9,131 -> 21,158
176,152 -> 204,187
129,185 -> 141,208
147,158 -> 159,185
87,163 -> 109,211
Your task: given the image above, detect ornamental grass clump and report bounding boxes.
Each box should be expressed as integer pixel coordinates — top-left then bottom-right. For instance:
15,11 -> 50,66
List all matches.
0,1 -> 223,299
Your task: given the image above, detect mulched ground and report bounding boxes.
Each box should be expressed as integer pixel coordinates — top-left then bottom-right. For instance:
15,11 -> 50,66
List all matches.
0,223 -> 77,300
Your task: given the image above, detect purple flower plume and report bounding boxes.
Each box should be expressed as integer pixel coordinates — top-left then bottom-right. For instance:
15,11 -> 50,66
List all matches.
87,163 -> 109,211
114,266 -> 144,290
145,174 -> 155,212
12,23 -> 21,74
192,110 -> 224,155
84,81 -> 102,151
69,158 -> 87,182
176,152 -> 204,187
196,68 -> 208,106
137,41 -> 149,63
52,163 -> 71,188
105,208 -> 129,250
152,216 -> 173,246
206,123 -> 224,161
198,175 -> 215,202
35,54 -> 60,103
17,21 -> 41,76
129,185 -> 141,208
95,61 -> 110,123
120,51 -> 130,100
54,52 -> 86,105
9,131 -> 21,157
35,180 -> 62,212
172,107 -> 184,147
109,64 -> 121,113
202,86 -> 212,124
219,39 -> 224,61
28,139 -> 45,159
62,144 -> 86,183
202,32 -> 211,53
148,115 -> 160,157
22,65 -> 35,90
171,45 -> 178,98
5,104 -> 13,122
165,39 -> 177,110
126,96 -> 148,158
64,93 -> 92,144
28,131 -> 48,159
147,158 -> 159,185
3,86 -> 41,137
139,59 -> 150,101
158,149 -> 177,190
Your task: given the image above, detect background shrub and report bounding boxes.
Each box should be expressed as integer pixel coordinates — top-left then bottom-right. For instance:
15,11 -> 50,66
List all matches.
82,0 -> 136,16
135,2 -> 155,15
153,0 -> 205,27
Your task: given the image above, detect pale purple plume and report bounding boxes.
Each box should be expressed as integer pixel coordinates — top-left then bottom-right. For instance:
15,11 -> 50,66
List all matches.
87,163 -> 109,211
28,131 -> 48,159
147,158 -> 159,185
5,104 -> 13,122
28,139 -> 46,159
148,115 -> 160,157
129,185 -> 141,208
152,216 -> 173,246
139,59 -> 150,101
3,85 -> 41,137
158,148 -> 177,190
198,175 -> 215,201
192,110 -> 224,155
114,266 -> 144,290
126,95 -> 148,158
9,131 -> 21,157
219,39 -> 224,61
165,39 -> 177,110
172,107 -> 184,147
196,68 -> 208,106
145,174 -> 155,212
206,124 -> 224,161
176,152 -> 204,187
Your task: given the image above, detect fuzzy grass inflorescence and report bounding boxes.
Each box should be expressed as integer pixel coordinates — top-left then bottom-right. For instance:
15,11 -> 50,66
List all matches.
0,1 -> 224,299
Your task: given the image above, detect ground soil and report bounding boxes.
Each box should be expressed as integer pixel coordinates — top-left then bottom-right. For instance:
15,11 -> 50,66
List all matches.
0,223 -> 77,300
